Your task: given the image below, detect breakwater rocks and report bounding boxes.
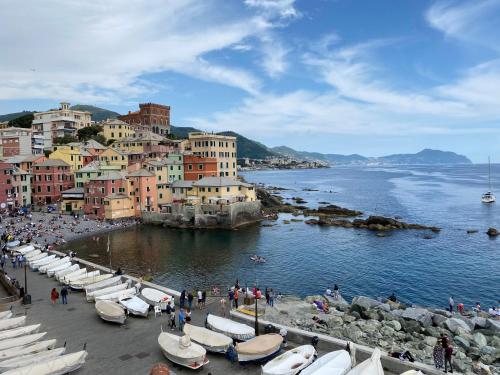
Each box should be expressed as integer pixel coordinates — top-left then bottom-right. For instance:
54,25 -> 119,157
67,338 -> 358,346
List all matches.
263,295 -> 499,374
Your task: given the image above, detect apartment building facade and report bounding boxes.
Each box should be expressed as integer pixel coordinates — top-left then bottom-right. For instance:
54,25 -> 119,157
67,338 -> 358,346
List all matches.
118,103 -> 171,136
188,132 -> 237,178
32,159 -> 74,204
0,127 -> 33,157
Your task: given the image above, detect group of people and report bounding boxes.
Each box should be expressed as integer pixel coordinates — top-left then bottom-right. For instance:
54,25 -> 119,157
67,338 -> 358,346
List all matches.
179,289 -> 207,311
433,334 -> 455,373
0,252 -> 26,269
50,286 -> 69,305
163,301 -> 191,332
448,296 -> 500,319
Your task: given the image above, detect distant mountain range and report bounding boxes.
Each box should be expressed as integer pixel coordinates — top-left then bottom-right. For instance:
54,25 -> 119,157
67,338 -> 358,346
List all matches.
0,106 -> 471,164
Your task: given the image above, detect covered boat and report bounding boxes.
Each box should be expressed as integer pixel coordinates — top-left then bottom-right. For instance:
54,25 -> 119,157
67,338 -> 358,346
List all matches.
236,334 -> 283,363
24,250 -> 41,260
2,350 -> 87,375
94,287 -> 136,302
62,270 -> 98,285
0,339 -> 57,361
46,262 -> 72,277
95,300 -> 126,324
26,253 -> 48,263
0,311 -> 13,320
158,332 -> 208,370
85,275 -> 122,294
54,265 -> 80,281
206,314 -> 255,341
400,371 -> 424,375
118,295 -> 150,317
0,347 -> 66,371
301,350 -> 352,375
183,324 -> 233,353
0,325 -> 40,341
14,245 -> 35,255
0,332 -> 47,351
141,288 -> 173,306
0,316 -> 26,332
347,348 -> 384,375
6,241 -> 20,249
70,273 -> 112,290
39,257 -> 70,274
29,255 -> 57,270
262,345 -> 317,375
86,283 -> 128,302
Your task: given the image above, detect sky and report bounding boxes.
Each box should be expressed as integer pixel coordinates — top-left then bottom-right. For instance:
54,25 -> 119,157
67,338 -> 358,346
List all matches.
1,0 -> 499,162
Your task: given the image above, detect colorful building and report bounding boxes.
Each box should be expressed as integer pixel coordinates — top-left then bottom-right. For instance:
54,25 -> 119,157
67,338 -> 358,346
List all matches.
188,132 -> 237,178
183,154 -> 217,181
3,154 -> 46,173
99,148 -> 128,170
50,144 -> 85,171
112,132 -> 164,154
74,161 -> 122,188
118,103 -> 171,135
192,177 -> 256,204
60,187 -> 85,214
103,194 -> 134,220
83,171 -> 127,218
100,119 -> 135,142
0,127 -> 33,157
32,159 -> 74,205
0,162 -> 30,208
127,169 -> 158,215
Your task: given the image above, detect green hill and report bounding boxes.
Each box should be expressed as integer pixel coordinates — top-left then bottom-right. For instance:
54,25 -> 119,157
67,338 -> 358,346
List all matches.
70,105 -> 120,122
0,111 -> 35,122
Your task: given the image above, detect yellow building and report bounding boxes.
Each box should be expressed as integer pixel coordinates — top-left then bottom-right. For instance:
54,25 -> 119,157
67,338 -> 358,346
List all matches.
99,147 -> 128,170
50,144 -> 84,171
188,132 -> 237,178
112,131 -> 164,153
60,187 -> 85,214
104,194 -> 134,219
192,177 -> 255,204
100,119 -> 135,142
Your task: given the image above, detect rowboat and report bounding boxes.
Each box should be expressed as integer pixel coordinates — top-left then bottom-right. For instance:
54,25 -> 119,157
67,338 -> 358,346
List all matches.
0,347 -> 66,371
206,314 -> 255,341
141,288 -> 173,306
39,257 -> 70,274
0,333 -> 47,351
158,332 -> 209,370
29,255 -> 57,270
85,276 -> 123,294
301,350 -> 352,375
62,269 -> 97,285
86,283 -> 129,302
183,324 -> 233,353
24,250 -> 41,260
94,287 -> 136,302
0,325 -> 40,341
0,311 -> 13,320
0,317 -> 26,332
236,334 -> 283,363
26,253 -> 47,263
262,345 -> 317,375
347,348 -> 384,375
46,262 -> 72,277
118,295 -> 150,317
2,350 -> 87,375
0,340 -> 57,361
70,273 -> 112,290
55,265 -> 81,281
95,300 -> 126,324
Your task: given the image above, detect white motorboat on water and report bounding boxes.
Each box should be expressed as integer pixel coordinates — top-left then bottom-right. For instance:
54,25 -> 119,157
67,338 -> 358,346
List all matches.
301,350 -> 352,375
86,283 -> 129,302
183,324 -> 233,353
118,295 -> 150,317
0,347 -> 66,371
262,344 -> 317,375
70,273 -> 111,290
39,257 -> 70,274
85,276 -> 122,294
95,300 -> 126,324
347,348 -> 384,375
236,334 -> 283,363
0,339 -> 57,361
94,287 -> 136,302
46,262 -> 72,277
158,332 -> 208,370
206,314 -> 255,341
54,265 -> 80,281
29,255 -> 57,270
0,325 -> 40,341
0,311 -> 13,320
0,317 -> 26,332
2,350 -> 87,375
482,157 -> 496,203
0,333 -> 47,351
141,288 -> 173,306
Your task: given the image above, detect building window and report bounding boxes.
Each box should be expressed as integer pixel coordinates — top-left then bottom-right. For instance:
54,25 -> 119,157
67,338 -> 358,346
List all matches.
188,164 -> 193,170
226,187 -> 230,192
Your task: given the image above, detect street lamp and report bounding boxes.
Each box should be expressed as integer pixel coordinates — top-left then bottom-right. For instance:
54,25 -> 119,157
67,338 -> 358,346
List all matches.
254,280 -> 259,336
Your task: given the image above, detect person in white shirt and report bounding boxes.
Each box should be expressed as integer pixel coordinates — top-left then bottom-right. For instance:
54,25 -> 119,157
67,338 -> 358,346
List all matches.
197,290 -> 202,309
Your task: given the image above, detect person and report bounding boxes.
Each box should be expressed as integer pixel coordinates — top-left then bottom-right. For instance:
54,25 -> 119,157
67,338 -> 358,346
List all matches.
433,342 -> 444,369
178,308 -> 185,332
325,288 -> 332,296
60,285 -> 68,304
333,284 -> 339,299
444,344 -> 454,373
449,296 -> 454,313
441,334 -> 449,349
197,290 -> 202,309
475,302 -> 481,313
220,297 -> 226,317
255,288 -> 262,299
457,303 -> 464,315
50,288 -> 59,304
228,289 -> 234,309
166,301 -> 172,316
11,254 -> 16,269
388,292 -> 397,302
390,350 -> 415,362
187,292 -> 194,310
169,305 -> 176,330
235,279 -> 240,290
265,288 -> 270,305
269,288 -> 275,307
180,290 -> 186,309
202,290 -> 206,308
234,288 -> 239,309
185,308 -> 191,322
114,267 -> 123,276
0,254 -> 4,269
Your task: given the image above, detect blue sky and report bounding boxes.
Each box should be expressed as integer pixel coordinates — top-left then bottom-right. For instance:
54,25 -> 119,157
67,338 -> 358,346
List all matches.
1,0 -> 499,162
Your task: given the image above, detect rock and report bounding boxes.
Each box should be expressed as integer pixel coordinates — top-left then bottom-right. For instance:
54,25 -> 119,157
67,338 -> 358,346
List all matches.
432,309 -> 452,318
386,320 -> 402,331
343,326 -> 364,341
444,318 -> 472,334
479,346 -> 495,356
380,326 -> 396,337
471,333 -> 488,349
351,296 -> 382,311
455,336 -> 470,350
484,319 -> 500,334
471,317 -> 488,329
317,205 -> 362,216
378,339 -> 390,349
366,310 -> 382,321
453,359 -> 468,373
424,326 -> 442,338
472,362 -> 492,375
304,295 -> 324,304
305,219 -> 319,225
401,308 -> 434,327
374,303 -> 391,312
343,314 -> 357,323
486,227 -> 498,236
402,319 -> 421,334
424,336 -> 438,346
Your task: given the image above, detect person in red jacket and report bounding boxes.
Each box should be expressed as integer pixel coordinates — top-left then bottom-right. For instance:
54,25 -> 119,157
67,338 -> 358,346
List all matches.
444,344 -> 454,373
50,288 -> 59,305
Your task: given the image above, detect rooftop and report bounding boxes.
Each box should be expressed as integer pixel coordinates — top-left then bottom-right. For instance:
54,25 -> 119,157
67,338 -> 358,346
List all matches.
34,159 -> 70,168
127,169 -> 155,178
4,154 -> 45,164
61,187 -> 85,195
171,180 -> 194,188
92,170 -> 126,181
193,176 -> 252,187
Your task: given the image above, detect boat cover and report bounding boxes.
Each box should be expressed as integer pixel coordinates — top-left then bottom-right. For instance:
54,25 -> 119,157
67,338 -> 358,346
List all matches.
2,350 -> 87,375
60,267 -> 87,282
0,311 -> 13,320
46,262 -> 71,277
0,339 -> 57,361
301,350 -> 352,375
39,257 -> 70,273
236,334 -> 283,356
86,283 -> 128,301
347,348 -> 384,375
0,347 -> 66,371
141,288 -> 172,305
0,325 -> 40,341
0,333 -> 47,351
158,332 -> 206,360
206,314 -> 255,341
94,287 -> 136,302
262,345 -> 317,375
85,276 -> 122,294
54,264 -> 79,280
95,300 -> 126,324
24,250 -> 41,260
184,324 -> 232,352
27,253 -> 47,263
119,295 -> 150,317
0,317 -> 26,332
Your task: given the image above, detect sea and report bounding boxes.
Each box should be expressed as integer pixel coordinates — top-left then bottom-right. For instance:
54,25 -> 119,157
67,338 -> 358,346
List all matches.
63,164 -> 500,310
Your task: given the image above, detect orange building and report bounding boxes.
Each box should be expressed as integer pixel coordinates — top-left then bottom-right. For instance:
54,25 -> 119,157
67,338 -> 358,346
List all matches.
118,103 -> 170,136
183,154 -> 217,181
127,169 -> 158,215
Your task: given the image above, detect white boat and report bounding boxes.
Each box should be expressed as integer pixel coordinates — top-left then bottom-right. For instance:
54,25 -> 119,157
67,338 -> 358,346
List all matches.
0,347 -> 66,371
347,348 -> 384,375
158,332 -> 208,370
30,255 -> 58,270
0,311 -> 13,320
85,275 -> 122,294
54,265 -> 80,281
0,317 -> 26,332
14,245 -> 35,255
482,157 -> 496,203
86,283 -> 129,302
262,345 -> 317,375
0,324 -> 40,341
95,300 -> 126,324
236,334 -> 283,363
26,253 -> 48,263
141,288 -> 173,306
0,333 -> 47,352
206,314 -> 255,341
301,350 -> 352,375
62,269 -> 96,284
2,350 -> 87,375
24,250 -> 41,260
6,241 -> 20,249
46,262 -> 72,278
94,287 -> 136,302
70,273 -> 111,290
39,257 -> 70,274
183,324 -> 233,353
400,371 -> 424,375
118,295 -> 150,317
0,339 -> 57,361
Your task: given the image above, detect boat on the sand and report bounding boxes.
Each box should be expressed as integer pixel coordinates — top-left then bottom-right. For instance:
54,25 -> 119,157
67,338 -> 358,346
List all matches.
0,332 -> 47,352
0,347 -> 66,371
347,348 -> 384,375
118,295 -> 150,317
0,317 -> 26,332
0,339 -> 57,361
86,283 -> 128,302
206,314 -> 255,341
262,344 -> 317,375
183,323 -> 233,353
85,276 -> 122,294
236,333 -> 283,363
141,288 -> 173,306
301,349 -> 352,375
95,300 -> 126,324
158,332 -> 208,370
1,350 -> 87,375
0,325 -> 40,341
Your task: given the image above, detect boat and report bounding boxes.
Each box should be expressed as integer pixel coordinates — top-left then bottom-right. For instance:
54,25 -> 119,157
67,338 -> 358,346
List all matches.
26,253 -> 48,263
29,255 -> 57,270
46,262 -> 72,277
1,350 -> 87,375
6,241 -> 20,249
24,250 -> 41,260
0,347 -> 66,371
62,269 -> 97,285
0,317 -> 26,332
0,339 -> 57,361
250,255 -> 266,263
158,332 -> 209,369
0,332 -> 47,351
54,265 -> 80,281
482,157 -> 496,203
0,311 -> 13,320
236,334 -> 283,363
39,257 -> 70,274
14,245 -> 35,255
400,371 -> 424,375
95,300 -> 126,324
206,314 -> 255,341
118,295 -> 150,318
141,288 -> 173,306
85,275 -> 122,294
183,324 -> 233,353
70,273 -> 112,290
94,287 -> 136,302
0,325 -> 40,341
301,350 -> 352,375
86,283 -> 129,302
262,345 -> 317,375
347,348 -> 384,375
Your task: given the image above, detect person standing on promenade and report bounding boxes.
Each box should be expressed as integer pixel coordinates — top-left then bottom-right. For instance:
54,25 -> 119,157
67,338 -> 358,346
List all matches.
444,344 -> 454,373
220,297 -> 226,317
201,290 -> 206,308
234,288 -> 239,309
169,305 -> 176,330
197,290 -> 202,309
178,308 -> 185,332
11,254 -> 16,269
265,288 -> 270,305
187,292 -> 194,310
50,288 -> 59,305
433,342 -> 444,369
180,290 -> 186,309
0,254 -> 4,269
269,289 -> 275,307
228,289 -> 234,309
448,296 -> 454,313
60,285 -> 68,304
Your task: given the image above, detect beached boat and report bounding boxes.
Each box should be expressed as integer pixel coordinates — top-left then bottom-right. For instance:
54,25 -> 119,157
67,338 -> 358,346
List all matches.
347,348 -> 384,375
236,334 -> 283,363
14,245 -> 35,255
46,262 -> 72,277
24,250 -> 41,260
29,255 -> 57,270
6,241 -> 20,249
0,311 -> 12,320
0,339 -> 57,361
95,300 -> 126,324
1,350 -> 87,375
262,345 -> 317,375
183,324 -> 233,353
26,253 -> 48,263
301,350 -> 352,375
0,324 -> 40,341
141,288 -> 173,306
94,287 -> 136,302
0,316 -> 26,332
158,332 -> 209,370
55,265 -> 81,281
85,275 -> 122,294
70,273 -> 112,290
39,257 -> 70,274
0,347 -> 66,371
62,269 -> 97,285
118,295 -> 150,317
0,332 -> 47,351
206,314 -> 255,341
86,283 -> 129,302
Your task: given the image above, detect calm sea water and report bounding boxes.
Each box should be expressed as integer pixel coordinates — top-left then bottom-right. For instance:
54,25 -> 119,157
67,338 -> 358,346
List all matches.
63,165 -> 500,309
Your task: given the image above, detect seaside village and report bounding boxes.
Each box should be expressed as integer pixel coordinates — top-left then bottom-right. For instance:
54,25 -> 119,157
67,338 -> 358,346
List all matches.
0,102 -> 259,227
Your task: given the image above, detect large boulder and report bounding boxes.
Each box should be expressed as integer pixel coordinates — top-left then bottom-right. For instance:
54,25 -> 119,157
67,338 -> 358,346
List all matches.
424,336 -> 438,346
386,320 -> 402,331
401,308 -> 434,327
484,319 -> 500,334
454,336 -> 470,350
432,309 -> 452,318
471,317 -> 488,329
402,319 -> 421,334
471,332 -> 488,348
472,362 -> 492,375
432,313 -> 447,327
343,325 -> 364,342
351,296 -> 382,311
444,318 -> 472,334
486,227 -> 498,237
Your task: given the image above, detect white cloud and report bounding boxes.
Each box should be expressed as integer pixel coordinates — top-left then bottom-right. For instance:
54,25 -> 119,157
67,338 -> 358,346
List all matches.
244,0 -> 301,20
259,39 -> 290,78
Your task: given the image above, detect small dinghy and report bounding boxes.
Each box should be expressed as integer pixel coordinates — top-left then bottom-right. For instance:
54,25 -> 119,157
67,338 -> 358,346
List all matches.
24,250 -> 41,260
206,314 -> 255,341
262,345 -> 317,375
0,325 -> 40,341
26,253 -> 47,263
0,339 -> 57,361
39,257 -> 70,274
158,332 -> 209,370
183,324 -> 233,353
6,241 -> 20,249
301,350 -> 352,375
86,283 -> 129,302
70,273 -> 111,290
46,262 -> 72,277
0,311 -> 13,320
0,333 -> 47,351
95,300 -> 126,324
347,348 -> 384,375
118,295 -> 150,317
85,276 -> 122,294
30,255 -> 57,270
141,288 -> 173,306
55,265 -> 80,281
0,317 -> 26,332
0,347 -> 66,371
236,334 -> 283,363
2,350 -> 87,375
95,287 -> 136,302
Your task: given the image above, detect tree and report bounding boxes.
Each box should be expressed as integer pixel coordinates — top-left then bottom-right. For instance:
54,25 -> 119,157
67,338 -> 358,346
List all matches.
92,134 -> 107,146
77,125 -> 103,141
53,135 -> 78,145
106,139 -> 116,146
8,113 -> 34,128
